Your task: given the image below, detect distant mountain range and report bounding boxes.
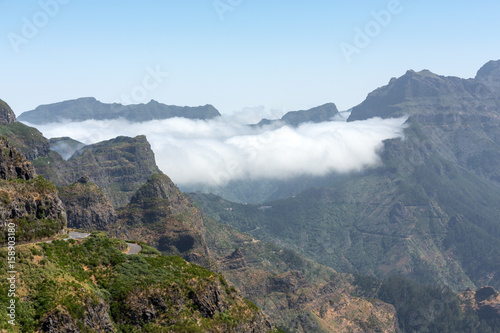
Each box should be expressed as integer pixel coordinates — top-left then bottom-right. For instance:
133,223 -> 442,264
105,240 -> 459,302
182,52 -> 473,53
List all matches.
17,97 -> 221,123
255,103 -> 342,127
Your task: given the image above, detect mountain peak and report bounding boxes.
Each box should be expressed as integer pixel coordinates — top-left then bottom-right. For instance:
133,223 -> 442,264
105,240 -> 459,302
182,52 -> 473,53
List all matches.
475,59 -> 500,91
348,61 -> 498,121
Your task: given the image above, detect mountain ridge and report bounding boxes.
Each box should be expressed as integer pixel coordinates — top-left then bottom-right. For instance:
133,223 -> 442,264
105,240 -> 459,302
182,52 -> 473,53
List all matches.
18,97 -> 221,124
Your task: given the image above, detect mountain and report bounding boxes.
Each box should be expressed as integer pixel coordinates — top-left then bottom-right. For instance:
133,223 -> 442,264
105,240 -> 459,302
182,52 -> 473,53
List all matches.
58,175 -> 117,231
34,135 -> 161,208
192,60 -> 500,293
113,172 -> 214,269
18,97 -> 221,124
0,137 -> 66,244
108,168 -> 401,332
0,121 -> 50,161
256,103 -> 341,127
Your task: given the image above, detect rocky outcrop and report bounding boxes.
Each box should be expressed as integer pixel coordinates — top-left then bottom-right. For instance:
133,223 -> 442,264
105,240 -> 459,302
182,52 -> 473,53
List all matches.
40,309 -> 80,333
0,137 -> 66,243
221,248 -> 248,270
0,99 -> 16,125
40,298 -> 115,333
18,97 -> 221,124
115,276 -> 273,332
0,137 -> 36,180
83,298 -> 116,332
116,173 -> 213,269
58,175 -> 116,231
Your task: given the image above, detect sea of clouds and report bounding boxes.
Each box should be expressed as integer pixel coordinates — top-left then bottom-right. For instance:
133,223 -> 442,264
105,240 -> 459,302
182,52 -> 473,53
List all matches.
25,110 -> 407,187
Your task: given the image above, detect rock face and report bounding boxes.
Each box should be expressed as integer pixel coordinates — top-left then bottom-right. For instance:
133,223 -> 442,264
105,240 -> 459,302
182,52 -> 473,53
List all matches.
0,122 -> 51,161
58,175 -> 117,230
116,173 -> 213,268
0,137 -> 66,243
0,99 -> 16,125
0,137 -> 36,180
18,97 -> 221,124
40,298 -> 115,333
35,135 -> 160,208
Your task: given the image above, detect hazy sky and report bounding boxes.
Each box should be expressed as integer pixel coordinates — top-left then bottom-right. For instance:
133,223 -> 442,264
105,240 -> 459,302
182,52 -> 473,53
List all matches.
1,0 -> 500,115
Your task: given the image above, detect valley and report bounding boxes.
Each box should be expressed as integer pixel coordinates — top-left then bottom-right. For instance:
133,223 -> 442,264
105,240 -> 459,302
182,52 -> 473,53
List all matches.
1,60 -> 500,332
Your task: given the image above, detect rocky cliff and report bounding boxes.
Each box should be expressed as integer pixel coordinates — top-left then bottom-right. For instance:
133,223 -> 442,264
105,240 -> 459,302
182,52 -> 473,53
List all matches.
18,97 -> 221,124
0,99 -> 16,125
0,137 -> 66,243
115,173 -> 213,269
58,175 -> 117,230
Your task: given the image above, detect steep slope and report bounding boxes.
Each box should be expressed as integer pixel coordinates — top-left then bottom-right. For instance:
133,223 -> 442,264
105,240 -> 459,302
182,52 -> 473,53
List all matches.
0,99 -> 16,125
18,97 -> 221,124
0,234 -> 276,332
58,175 -> 117,231
109,171 -> 401,332
0,137 -> 66,244
192,61 -> 500,292
114,173 -> 214,269
0,122 -> 50,161
199,211 -> 400,333
34,135 -> 160,208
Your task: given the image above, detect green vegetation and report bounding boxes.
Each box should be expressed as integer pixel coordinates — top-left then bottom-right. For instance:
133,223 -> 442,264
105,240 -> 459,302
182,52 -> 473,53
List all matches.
0,235 -> 273,332
353,274 -> 500,332
0,176 -> 65,244
0,122 -> 49,160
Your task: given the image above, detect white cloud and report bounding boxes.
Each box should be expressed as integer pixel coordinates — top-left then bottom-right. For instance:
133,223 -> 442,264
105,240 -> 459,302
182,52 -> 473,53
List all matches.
25,115 -> 407,186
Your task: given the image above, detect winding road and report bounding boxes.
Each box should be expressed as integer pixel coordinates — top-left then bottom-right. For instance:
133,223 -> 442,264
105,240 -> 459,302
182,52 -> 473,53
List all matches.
47,232 -> 142,254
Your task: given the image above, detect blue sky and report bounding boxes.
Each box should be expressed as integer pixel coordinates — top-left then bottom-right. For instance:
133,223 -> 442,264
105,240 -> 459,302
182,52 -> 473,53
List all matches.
1,0 -> 500,116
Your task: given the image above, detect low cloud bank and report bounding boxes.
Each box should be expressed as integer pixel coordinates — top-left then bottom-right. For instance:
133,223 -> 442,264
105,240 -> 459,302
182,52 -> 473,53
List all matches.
26,115 -> 407,186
